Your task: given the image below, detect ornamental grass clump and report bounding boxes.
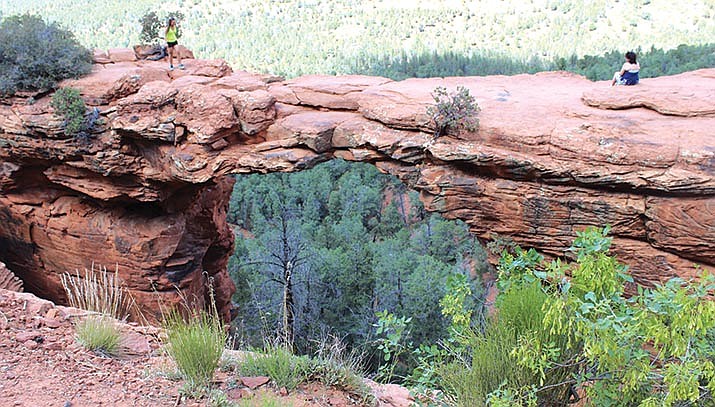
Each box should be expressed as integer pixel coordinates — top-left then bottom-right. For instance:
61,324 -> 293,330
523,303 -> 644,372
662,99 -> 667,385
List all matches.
239,344 -> 309,391
75,315 -> 121,356
61,263 -> 135,321
164,306 -> 227,389
62,263 -> 138,356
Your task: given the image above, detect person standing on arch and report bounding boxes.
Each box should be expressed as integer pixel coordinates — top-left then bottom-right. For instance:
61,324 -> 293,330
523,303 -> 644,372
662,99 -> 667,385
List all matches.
611,51 -> 640,86
165,17 -> 184,71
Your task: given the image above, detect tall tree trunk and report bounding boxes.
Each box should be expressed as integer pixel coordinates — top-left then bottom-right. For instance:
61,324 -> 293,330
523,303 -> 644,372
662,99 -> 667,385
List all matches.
282,261 -> 294,351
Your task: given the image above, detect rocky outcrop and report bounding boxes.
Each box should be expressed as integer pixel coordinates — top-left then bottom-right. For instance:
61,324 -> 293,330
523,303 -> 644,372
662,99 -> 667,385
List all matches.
0,50 -> 713,320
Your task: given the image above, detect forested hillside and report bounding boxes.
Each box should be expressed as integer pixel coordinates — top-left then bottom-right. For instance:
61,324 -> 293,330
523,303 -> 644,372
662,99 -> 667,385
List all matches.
2,0 -> 714,78
227,160 -> 488,357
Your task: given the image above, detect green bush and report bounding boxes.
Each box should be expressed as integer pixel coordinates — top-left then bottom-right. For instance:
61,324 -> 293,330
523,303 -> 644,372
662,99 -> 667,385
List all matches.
51,87 -> 87,137
164,308 -> 227,388
138,11 -> 161,45
75,315 -> 121,356
437,282 -> 555,406
427,86 -> 480,138
138,10 -> 185,45
472,227 -> 715,406
0,14 -> 91,96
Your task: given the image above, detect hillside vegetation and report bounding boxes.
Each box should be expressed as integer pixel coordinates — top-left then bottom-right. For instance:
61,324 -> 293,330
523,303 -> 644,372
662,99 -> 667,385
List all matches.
228,160 -> 488,361
2,0 -> 714,78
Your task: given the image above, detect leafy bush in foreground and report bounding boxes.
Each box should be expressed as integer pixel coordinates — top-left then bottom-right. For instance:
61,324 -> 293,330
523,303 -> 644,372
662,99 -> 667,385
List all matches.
441,227 -> 715,406
0,14 -> 91,95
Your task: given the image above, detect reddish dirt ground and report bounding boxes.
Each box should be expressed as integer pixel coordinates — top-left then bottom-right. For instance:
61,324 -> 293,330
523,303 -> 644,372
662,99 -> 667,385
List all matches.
0,289 -> 410,407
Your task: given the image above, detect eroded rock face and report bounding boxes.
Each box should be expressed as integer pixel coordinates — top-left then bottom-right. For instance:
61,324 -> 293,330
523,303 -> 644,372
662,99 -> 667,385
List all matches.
0,49 -> 713,320
0,262 -> 22,292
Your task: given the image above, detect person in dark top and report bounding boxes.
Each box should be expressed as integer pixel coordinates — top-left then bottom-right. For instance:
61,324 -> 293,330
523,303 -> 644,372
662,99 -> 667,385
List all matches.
611,51 -> 640,86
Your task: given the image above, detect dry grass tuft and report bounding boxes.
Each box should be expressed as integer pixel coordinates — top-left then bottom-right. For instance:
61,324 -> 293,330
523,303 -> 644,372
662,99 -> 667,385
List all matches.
60,263 -> 136,321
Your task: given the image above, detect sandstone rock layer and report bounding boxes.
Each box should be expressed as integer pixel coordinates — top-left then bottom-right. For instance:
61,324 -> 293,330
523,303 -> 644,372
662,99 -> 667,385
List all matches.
1,50 -> 713,320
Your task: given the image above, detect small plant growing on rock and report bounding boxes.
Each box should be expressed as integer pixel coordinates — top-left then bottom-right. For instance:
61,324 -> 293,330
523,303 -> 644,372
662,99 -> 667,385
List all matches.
427,86 -> 480,138
51,87 -> 87,137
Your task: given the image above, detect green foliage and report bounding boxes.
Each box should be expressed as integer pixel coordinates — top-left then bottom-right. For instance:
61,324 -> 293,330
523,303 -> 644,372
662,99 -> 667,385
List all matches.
437,280 -> 571,406
164,308 -> 227,388
229,160 -> 486,359
427,86 -> 480,138
473,226 -> 715,406
75,315 -> 121,356
138,11 -> 160,44
51,87 -> 86,136
235,393 -> 283,407
374,311 -> 412,383
207,389 -> 237,407
0,14 -> 91,95
439,273 -> 474,342
352,49 -> 551,80
239,345 -> 309,391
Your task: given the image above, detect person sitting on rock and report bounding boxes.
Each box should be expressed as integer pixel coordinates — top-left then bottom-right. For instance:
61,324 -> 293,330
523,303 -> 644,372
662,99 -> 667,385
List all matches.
165,17 -> 184,71
611,51 -> 639,86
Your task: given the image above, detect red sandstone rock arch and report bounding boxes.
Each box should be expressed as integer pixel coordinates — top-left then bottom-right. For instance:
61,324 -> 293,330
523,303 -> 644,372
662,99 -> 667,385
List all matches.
1,52 -> 713,320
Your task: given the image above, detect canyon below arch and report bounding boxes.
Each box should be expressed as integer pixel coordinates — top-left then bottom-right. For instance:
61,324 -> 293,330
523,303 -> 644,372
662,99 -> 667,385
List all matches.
1,49 -> 713,320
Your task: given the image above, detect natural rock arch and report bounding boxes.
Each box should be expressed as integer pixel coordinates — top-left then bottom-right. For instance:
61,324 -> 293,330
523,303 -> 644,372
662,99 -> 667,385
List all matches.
1,51 -> 713,321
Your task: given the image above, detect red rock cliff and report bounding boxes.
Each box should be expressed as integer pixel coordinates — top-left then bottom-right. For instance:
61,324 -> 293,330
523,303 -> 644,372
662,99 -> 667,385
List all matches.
1,50 -> 713,320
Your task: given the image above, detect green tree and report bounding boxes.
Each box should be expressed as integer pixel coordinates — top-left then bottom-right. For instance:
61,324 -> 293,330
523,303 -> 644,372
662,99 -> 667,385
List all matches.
227,160 -> 490,361
0,14 -> 91,95
138,11 -> 160,44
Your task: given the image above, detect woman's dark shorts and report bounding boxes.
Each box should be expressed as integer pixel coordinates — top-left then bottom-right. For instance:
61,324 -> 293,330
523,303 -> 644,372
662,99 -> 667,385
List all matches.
167,41 -> 178,48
